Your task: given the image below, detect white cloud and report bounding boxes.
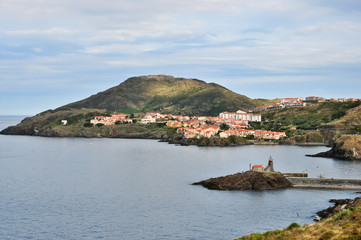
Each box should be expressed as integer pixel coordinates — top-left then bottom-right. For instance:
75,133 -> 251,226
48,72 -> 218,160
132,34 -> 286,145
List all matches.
83,43 -> 164,55
1,0 -> 361,114
2,27 -> 79,36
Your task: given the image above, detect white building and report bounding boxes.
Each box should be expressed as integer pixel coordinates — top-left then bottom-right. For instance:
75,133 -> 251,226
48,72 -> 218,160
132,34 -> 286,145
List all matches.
219,111 -> 261,122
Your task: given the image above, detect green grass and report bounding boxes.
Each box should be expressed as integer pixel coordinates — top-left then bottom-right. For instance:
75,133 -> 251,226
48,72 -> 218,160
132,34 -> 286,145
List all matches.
116,108 -> 141,114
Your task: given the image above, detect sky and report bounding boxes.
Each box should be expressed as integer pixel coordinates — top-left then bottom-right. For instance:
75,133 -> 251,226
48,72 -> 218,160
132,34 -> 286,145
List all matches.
1,0 -> 361,115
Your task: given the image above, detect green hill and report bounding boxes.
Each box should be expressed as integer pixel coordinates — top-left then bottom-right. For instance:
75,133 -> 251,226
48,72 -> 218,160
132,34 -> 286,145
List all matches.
59,75 -> 256,116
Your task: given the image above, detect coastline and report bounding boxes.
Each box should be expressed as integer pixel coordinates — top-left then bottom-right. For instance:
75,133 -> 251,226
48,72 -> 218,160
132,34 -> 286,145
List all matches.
1,114 -> 356,160
0,123 -> 330,147
236,195 -> 361,240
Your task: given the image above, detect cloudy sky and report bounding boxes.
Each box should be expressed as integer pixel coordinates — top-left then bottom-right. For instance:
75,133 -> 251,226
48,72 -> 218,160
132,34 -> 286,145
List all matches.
1,0 -> 361,115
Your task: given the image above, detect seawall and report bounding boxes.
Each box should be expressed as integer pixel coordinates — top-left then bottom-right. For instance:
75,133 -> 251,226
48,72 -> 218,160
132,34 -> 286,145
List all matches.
287,177 -> 361,189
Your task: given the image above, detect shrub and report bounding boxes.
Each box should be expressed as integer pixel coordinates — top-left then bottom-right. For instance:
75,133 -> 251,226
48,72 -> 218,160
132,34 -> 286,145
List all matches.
228,135 -> 237,144
83,122 -> 94,127
96,123 -> 104,127
220,123 -> 229,130
286,222 -> 300,230
334,209 -> 351,221
349,207 -> 357,211
245,135 -> 255,140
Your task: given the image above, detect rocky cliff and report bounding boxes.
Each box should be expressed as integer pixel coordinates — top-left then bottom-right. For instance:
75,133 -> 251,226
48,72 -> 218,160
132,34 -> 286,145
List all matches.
309,135 -> 361,160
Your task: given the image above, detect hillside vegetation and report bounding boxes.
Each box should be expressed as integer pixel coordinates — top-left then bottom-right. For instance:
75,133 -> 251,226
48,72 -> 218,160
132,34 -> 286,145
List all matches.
1,108 -> 108,135
252,98 -> 280,106
330,104 -> 361,128
0,108 -> 172,138
255,102 -> 361,131
59,75 -> 256,116
236,198 -> 361,240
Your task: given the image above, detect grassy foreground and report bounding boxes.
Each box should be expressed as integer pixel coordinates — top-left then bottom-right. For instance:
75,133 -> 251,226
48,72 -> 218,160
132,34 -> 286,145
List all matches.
235,199 -> 361,240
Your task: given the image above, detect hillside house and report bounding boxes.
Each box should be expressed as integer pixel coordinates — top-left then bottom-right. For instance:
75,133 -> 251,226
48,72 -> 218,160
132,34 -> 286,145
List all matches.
166,120 -> 183,128
220,128 -> 255,138
220,129 -> 285,140
254,131 -> 286,140
90,114 -> 132,125
252,165 -> 264,172
306,96 -> 325,102
177,125 -> 220,139
146,112 -> 161,118
140,115 -> 157,124
252,157 -> 274,172
219,111 -> 261,122
281,97 -> 303,103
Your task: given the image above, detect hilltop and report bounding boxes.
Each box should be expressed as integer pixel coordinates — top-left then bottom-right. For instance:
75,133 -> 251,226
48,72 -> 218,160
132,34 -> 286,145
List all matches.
59,75 -> 255,116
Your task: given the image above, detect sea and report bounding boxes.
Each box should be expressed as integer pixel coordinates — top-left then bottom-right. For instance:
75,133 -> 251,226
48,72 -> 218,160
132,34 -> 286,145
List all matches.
1,116 -> 361,240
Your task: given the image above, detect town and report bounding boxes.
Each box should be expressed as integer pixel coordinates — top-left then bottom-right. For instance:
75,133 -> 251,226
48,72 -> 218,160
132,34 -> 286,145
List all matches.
87,96 -> 359,141
89,110 -> 287,140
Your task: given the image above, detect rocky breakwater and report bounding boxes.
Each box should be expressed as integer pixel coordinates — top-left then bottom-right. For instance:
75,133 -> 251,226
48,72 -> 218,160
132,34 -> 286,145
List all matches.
192,171 -> 292,191
308,135 -> 361,160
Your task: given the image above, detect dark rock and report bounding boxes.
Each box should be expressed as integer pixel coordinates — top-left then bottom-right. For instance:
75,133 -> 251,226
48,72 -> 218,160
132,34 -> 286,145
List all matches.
315,197 -> 361,221
193,171 -> 292,191
307,140 -> 361,161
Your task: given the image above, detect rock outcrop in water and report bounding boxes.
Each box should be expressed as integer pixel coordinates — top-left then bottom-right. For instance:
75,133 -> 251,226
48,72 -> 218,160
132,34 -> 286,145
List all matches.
308,135 -> 361,160
192,171 -> 292,191
315,197 -> 361,221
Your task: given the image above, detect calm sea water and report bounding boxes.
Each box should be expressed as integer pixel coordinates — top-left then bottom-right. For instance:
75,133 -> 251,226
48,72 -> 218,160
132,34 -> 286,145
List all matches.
1,116 -> 361,240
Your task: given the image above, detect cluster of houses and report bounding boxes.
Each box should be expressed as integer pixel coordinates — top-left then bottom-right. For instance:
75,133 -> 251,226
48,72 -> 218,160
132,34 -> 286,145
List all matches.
140,112 -> 190,124
90,114 -> 132,126
251,96 -> 361,113
87,110 -> 286,140
305,96 -> 361,102
220,128 -> 286,140
329,97 -> 361,102
177,125 -> 221,139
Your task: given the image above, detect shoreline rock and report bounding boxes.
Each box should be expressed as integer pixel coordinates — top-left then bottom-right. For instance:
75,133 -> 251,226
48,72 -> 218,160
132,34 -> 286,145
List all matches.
164,135 -> 253,146
307,135 -> 361,161
315,197 -> 361,221
192,171 -> 293,191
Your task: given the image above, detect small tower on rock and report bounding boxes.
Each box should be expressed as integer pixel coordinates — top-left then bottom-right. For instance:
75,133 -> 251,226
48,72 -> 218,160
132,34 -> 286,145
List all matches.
264,156 -> 274,172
